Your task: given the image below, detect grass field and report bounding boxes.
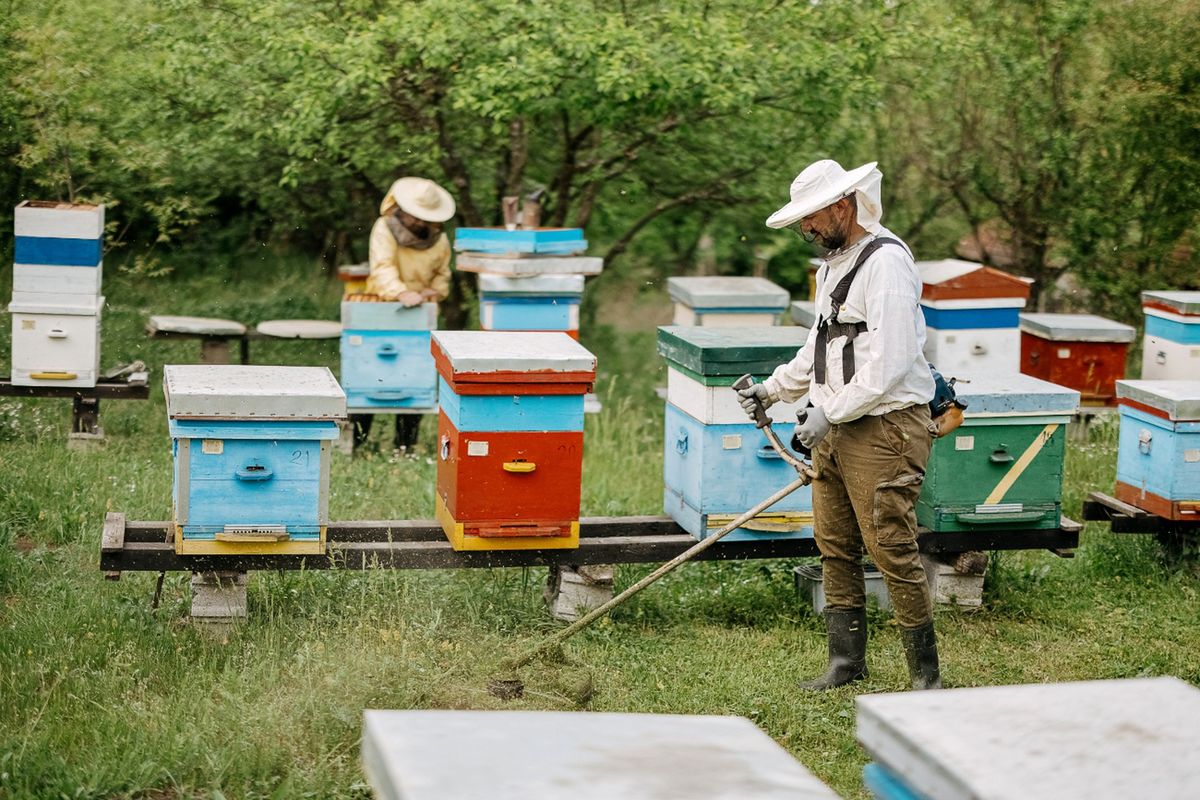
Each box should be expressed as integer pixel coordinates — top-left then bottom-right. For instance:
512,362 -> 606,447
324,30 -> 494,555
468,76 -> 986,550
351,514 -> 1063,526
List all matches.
1,255 -> 1197,799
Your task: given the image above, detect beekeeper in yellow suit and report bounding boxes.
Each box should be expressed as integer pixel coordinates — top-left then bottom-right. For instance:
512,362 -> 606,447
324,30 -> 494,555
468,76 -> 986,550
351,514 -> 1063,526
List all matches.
353,177 -> 456,453
367,177 -> 456,304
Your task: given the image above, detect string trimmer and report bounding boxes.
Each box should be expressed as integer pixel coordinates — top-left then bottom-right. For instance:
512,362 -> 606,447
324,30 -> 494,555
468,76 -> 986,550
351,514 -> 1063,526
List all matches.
488,374 -> 816,698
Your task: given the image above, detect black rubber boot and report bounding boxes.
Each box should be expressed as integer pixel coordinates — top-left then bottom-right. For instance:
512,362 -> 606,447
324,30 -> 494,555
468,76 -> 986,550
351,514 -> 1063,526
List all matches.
799,608 -> 868,690
899,620 -> 942,690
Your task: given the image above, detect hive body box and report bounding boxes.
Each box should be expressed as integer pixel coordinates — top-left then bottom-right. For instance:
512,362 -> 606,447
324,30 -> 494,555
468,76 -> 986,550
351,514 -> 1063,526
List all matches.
340,301 -> 438,412
478,274 -> 584,338
657,326 -> 813,541
1114,380 -> 1200,521
667,277 -> 790,327
1141,291 -> 1200,380
432,331 -> 596,551
917,260 -> 1030,374
918,372 -> 1078,532
1019,313 -> 1135,405
453,227 -> 588,256
165,365 -> 346,556
856,677 -> 1200,800
10,202 -> 106,388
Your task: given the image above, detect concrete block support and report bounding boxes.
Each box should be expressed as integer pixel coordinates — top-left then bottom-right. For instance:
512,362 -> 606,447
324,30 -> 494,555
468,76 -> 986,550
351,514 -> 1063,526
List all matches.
922,552 -> 986,608
190,570 -> 248,623
545,565 -> 615,621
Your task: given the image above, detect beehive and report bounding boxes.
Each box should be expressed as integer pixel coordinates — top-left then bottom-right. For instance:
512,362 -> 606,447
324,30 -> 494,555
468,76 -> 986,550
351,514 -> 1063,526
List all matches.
478,273 -> 584,338
1140,290 -> 1200,381
856,678 -> 1200,800
10,201 -> 106,387
657,326 -> 813,540
165,365 -> 346,555
1019,313 -> 1135,405
432,331 -> 596,551
340,301 -> 438,412
667,277 -> 790,327
918,372 -> 1079,532
1115,380 -> 1200,521
917,259 -> 1030,374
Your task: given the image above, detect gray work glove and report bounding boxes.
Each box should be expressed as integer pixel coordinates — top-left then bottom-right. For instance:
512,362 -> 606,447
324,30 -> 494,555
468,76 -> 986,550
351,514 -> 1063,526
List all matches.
736,383 -> 775,422
794,405 -> 831,449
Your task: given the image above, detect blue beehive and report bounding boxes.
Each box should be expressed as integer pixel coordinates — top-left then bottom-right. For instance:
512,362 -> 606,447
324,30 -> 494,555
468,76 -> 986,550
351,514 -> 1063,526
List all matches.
340,301 -> 438,411
454,227 -> 587,256
1115,380 -> 1200,521
165,365 -> 346,556
657,326 -> 813,541
478,273 -> 584,335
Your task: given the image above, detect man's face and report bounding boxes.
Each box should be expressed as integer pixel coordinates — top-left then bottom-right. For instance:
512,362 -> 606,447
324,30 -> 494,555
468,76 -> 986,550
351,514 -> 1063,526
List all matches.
791,196 -> 852,251
396,209 -> 442,238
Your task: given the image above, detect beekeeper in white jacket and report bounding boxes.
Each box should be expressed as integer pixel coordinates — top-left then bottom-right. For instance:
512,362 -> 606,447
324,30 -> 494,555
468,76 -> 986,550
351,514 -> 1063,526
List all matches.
739,159 -> 941,691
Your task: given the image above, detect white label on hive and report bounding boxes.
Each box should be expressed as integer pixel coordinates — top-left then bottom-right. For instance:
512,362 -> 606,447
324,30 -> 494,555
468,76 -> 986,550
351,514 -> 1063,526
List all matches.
722,434 -> 742,449
467,440 -> 489,457
202,439 -> 224,455
1185,450 -> 1200,463
955,435 -> 975,451
349,335 -> 363,346
1057,348 -> 1071,359
21,320 -> 35,330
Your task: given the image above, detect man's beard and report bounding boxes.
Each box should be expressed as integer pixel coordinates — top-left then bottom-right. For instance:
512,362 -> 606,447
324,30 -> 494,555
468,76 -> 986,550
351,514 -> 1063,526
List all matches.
815,226 -> 848,253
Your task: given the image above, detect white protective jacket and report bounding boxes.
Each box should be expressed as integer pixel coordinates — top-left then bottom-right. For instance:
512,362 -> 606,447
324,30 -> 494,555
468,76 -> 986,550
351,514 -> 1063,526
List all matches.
762,227 -> 935,424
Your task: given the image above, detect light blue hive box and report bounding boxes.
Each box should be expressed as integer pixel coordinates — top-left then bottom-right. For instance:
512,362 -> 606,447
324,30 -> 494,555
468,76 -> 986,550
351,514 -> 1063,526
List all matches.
478,273 -> 584,334
165,365 -> 346,556
1114,380 -> 1200,520
657,325 -> 813,541
1141,290 -> 1200,381
340,301 -> 438,412
453,227 -> 588,256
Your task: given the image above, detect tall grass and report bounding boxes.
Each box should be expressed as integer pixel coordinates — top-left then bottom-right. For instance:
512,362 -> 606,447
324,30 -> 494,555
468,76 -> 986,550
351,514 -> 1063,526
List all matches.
0,254 -> 1197,798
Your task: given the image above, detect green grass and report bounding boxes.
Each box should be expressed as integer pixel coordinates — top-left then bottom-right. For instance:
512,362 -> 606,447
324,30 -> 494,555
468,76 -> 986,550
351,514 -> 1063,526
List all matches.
1,254 -> 1198,799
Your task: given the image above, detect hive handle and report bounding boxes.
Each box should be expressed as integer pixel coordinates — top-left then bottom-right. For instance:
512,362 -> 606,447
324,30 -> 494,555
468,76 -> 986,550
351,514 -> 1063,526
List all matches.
502,460 -> 537,473
376,343 -> 399,357
366,390 -> 412,402
235,462 -> 274,482
47,328 -> 69,339
756,446 -> 783,460
675,430 -> 689,455
989,448 -> 1014,464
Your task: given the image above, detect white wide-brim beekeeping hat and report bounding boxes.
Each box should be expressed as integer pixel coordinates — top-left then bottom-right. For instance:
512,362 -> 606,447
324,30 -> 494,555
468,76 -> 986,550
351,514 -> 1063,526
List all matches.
381,177 -> 457,223
765,160 -> 881,230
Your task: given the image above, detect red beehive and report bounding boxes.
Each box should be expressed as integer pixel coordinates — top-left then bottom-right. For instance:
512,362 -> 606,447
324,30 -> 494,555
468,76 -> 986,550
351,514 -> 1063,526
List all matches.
430,331 -> 596,551
1019,313 -> 1135,406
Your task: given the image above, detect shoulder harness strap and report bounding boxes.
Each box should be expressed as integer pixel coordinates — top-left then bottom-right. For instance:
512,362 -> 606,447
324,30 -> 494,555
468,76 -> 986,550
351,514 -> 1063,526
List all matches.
813,237 -> 904,386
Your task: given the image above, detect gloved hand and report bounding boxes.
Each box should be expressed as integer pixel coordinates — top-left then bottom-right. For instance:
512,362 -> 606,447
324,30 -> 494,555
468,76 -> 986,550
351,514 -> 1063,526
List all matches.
794,405 -> 831,449
737,383 -> 775,422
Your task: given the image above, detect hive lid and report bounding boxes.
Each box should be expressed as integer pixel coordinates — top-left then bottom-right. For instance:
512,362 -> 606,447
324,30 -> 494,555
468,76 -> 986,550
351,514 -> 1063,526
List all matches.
363,710 -> 841,800
1142,290 -> 1200,316
856,677 -> 1200,800
657,325 -> 808,376
14,200 -> 105,239
1019,313 -> 1136,343
455,253 -> 604,276
948,371 -> 1080,416
790,300 -> 817,328
917,259 -> 1030,303
1116,380 -> 1200,420
164,365 -> 346,420
479,273 -> 585,296
666,276 -> 790,310
431,331 -> 596,378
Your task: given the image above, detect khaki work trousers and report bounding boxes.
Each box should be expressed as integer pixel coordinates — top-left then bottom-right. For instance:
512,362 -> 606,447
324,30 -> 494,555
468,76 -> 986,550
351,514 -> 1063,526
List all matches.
812,404 -> 934,628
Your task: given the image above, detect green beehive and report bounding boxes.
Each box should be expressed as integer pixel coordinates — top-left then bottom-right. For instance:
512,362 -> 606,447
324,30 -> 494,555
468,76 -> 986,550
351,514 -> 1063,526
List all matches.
918,373 -> 1079,532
